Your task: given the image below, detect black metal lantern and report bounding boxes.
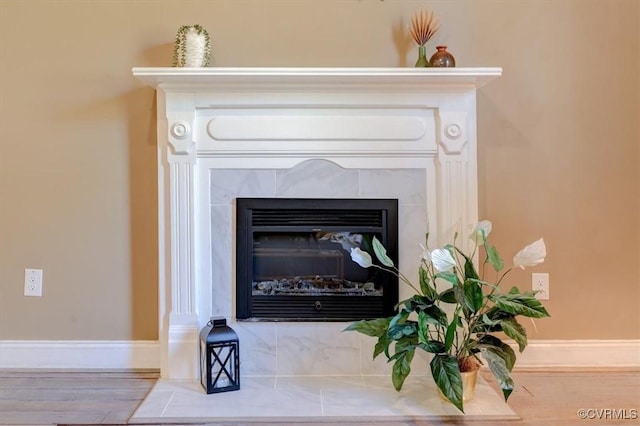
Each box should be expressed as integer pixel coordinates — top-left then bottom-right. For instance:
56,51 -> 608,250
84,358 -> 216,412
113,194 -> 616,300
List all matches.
199,317 -> 240,394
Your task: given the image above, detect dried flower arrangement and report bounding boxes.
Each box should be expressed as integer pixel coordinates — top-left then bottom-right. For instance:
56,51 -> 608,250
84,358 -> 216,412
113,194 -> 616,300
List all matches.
409,10 -> 440,67
410,9 -> 440,47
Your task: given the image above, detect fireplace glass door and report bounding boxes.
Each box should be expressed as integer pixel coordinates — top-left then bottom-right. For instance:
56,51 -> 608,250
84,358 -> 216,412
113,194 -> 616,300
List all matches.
236,198 -> 398,321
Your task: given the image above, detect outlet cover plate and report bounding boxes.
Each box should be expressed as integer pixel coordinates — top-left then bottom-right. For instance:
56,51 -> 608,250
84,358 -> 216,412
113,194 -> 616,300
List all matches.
531,272 -> 549,300
24,268 -> 43,297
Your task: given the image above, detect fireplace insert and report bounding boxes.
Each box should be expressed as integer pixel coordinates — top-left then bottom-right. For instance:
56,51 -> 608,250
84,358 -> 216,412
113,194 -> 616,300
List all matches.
236,198 -> 398,321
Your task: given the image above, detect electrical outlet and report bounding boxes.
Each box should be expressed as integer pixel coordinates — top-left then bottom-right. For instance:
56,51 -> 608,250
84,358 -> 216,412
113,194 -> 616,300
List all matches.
24,268 -> 43,297
531,272 -> 549,300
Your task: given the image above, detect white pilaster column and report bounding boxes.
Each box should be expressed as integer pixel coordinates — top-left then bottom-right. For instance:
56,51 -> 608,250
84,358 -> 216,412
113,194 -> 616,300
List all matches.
160,92 -> 199,380
435,109 -> 477,250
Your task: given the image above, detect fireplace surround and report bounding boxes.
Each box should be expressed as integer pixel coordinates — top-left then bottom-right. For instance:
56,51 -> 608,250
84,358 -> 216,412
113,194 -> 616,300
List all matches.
132,67 -> 502,381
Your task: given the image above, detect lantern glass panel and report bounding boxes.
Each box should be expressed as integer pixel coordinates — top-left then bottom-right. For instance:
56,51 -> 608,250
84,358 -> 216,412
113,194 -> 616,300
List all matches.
209,342 -> 238,389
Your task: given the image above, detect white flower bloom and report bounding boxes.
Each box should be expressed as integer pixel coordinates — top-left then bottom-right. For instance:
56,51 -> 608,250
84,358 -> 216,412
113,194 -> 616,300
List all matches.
513,238 -> 546,269
350,247 -> 373,268
431,248 -> 456,272
469,220 -> 492,245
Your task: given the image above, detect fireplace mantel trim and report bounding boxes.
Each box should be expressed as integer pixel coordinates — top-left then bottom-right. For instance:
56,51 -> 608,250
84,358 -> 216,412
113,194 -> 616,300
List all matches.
133,67 -> 502,90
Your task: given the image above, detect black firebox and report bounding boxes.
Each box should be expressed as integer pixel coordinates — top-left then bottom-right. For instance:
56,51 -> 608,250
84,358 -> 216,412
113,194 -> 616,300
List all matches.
235,198 -> 398,321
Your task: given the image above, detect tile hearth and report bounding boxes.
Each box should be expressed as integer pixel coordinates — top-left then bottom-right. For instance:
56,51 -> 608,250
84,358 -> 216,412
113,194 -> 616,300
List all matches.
130,374 -> 519,423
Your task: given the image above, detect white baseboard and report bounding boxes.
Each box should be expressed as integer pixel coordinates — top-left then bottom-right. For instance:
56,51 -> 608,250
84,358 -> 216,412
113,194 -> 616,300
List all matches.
511,339 -> 640,369
0,339 -> 637,370
0,340 -> 160,369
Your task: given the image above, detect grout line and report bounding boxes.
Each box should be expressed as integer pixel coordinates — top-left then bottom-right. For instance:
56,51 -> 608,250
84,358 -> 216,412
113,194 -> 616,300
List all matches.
160,391 -> 176,417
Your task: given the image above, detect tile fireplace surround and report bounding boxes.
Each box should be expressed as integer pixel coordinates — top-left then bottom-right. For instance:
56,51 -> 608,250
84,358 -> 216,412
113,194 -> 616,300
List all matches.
131,67 -> 511,422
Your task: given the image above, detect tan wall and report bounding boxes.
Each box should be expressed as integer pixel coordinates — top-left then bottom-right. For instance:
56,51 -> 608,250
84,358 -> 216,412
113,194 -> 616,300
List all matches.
0,0 -> 638,341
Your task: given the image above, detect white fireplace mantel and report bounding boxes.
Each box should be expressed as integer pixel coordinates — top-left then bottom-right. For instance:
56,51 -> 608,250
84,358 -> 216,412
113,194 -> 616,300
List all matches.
133,67 -> 501,380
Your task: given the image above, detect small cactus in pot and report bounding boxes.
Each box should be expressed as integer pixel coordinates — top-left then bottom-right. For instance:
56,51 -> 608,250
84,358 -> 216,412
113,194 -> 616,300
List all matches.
172,24 -> 211,67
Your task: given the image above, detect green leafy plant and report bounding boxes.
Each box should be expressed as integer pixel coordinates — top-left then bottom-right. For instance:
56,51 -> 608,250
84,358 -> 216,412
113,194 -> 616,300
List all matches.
172,24 -> 211,67
345,221 -> 550,412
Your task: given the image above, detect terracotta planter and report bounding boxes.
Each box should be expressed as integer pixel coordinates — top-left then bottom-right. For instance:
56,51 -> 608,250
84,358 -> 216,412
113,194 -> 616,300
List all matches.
436,369 -> 478,403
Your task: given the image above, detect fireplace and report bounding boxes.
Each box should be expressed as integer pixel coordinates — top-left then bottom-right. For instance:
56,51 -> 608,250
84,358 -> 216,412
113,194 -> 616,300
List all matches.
132,67 -> 501,380
236,198 -> 398,321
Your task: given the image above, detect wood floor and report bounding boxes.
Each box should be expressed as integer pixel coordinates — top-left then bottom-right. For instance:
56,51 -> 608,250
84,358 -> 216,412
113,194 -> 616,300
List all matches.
0,369 -> 638,425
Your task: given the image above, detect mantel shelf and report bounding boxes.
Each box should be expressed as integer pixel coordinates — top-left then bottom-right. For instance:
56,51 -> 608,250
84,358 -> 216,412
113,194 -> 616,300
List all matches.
132,67 -> 502,90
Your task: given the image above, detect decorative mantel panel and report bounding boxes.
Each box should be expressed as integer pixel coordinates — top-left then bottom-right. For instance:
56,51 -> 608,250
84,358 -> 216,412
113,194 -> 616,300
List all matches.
133,67 -> 501,380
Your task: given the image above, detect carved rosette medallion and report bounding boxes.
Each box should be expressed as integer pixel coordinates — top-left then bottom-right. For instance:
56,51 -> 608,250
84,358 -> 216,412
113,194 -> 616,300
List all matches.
170,121 -> 190,139
445,123 -> 462,140
438,112 -> 468,154
168,120 -> 195,156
